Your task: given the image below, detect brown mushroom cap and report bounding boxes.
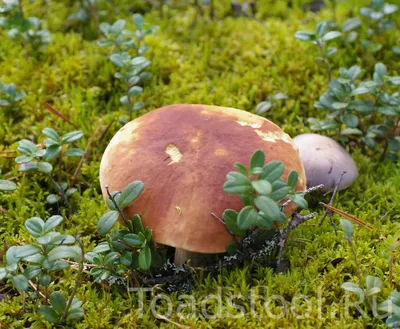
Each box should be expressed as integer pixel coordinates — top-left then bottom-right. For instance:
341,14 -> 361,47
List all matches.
99,104 -> 306,254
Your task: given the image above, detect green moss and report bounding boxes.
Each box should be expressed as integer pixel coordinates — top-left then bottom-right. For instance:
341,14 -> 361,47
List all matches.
1,0 -> 400,328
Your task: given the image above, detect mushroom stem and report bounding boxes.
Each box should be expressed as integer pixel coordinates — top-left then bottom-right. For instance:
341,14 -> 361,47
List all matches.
174,249 -> 203,266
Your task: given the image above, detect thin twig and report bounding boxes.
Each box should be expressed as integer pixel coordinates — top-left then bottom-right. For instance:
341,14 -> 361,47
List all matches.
281,184 -> 324,208
0,207 -> 10,216
211,212 -> 236,238
155,314 -> 192,329
318,172 -> 346,232
18,264 -> 46,299
105,186 -> 129,226
43,103 -> 79,129
276,212 -> 316,273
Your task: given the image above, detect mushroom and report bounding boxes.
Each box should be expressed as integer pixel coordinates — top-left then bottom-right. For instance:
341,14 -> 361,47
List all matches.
293,133 -> 358,192
99,104 -> 306,266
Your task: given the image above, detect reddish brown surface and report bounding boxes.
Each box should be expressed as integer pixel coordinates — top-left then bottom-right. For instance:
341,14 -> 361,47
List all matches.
100,104 -> 306,253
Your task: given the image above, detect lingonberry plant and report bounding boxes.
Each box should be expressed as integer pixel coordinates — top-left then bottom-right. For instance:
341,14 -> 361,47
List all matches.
98,14 -> 157,121
222,150 -> 307,241
294,21 -> 341,81
308,63 -> 400,160
15,128 -> 84,206
0,0 -> 51,53
0,215 -> 84,324
0,82 -> 25,113
0,169 -> 16,191
359,0 -> 398,53
87,180 -> 165,284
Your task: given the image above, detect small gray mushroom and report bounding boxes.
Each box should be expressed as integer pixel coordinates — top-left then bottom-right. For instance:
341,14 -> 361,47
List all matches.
293,134 -> 358,192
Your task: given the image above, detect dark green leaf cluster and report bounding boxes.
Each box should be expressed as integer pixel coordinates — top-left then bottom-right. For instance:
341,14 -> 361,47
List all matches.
380,291 -> 400,327
0,1 -> 51,52
0,81 -> 25,110
0,215 -> 79,291
360,0 -> 398,34
309,63 -> 400,160
38,292 -> 83,324
222,150 -> 307,242
97,14 -> 157,119
15,128 -> 84,173
294,21 -> 341,57
88,181 -> 165,282
0,215 -> 83,323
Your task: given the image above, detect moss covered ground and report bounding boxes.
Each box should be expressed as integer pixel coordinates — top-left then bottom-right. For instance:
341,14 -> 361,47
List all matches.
1,0 -> 400,328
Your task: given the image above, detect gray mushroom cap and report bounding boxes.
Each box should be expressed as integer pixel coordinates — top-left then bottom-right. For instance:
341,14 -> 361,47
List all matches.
293,133 -> 358,192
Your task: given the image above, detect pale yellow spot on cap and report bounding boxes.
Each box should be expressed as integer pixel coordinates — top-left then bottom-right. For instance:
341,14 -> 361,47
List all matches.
215,149 -> 227,156
175,206 -> 182,215
236,121 -> 262,129
191,132 -> 201,143
165,144 -> 182,165
255,130 -> 293,144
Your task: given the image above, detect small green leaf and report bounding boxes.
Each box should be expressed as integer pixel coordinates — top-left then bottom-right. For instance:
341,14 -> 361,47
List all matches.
287,171 -> 298,189
237,206 -> 258,230
18,162 -> 38,172
119,181 -> 144,208
63,148 -> 84,157
340,219 -> 354,240
0,180 -> 17,191
98,211 -> 119,235
322,31 -> 341,41
343,114 -> 359,128
24,266 -> 41,279
48,246 -> 82,262
256,101 -> 272,114
294,31 -> 315,41
131,214 -> 145,234
110,19 -> 126,34
251,180 -> 272,195
38,306 -> 59,323
25,217 -> 44,238
14,244 -> 42,258
61,131 -> 84,143
342,282 -> 364,302
259,161 -> 285,182
133,14 -> 144,29
222,209 -> 246,237
226,241 -> 241,255
290,194 -> 308,209
12,274 -> 29,291
37,162 -> 53,174
250,150 -> 265,172
39,274 -> 51,286
233,162 -> 248,176
43,215 -> 63,232
42,128 -> 60,142
138,246 -> 152,270
128,86 -> 143,96
223,172 -> 253,194
66,307 -> 84,321
123,233 -> 143,247
375,63 -> 387,77
49,291 -> 66,313
254,196 -> 281,221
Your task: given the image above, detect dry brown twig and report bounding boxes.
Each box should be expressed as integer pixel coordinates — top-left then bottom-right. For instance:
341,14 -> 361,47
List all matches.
43,103 -> 79,129
155,314 -> 192,329
18,264 -> 46,299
